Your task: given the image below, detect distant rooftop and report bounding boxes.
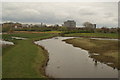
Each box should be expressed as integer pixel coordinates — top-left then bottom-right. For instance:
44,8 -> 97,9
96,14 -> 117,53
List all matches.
65,20 -> 75,22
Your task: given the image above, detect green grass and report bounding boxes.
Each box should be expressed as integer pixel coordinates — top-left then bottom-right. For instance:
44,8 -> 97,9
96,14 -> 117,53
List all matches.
2,33 -> 57,41
63,38 -> 119,69
2,33 -> 57,78
45,31 -> 62,33
64,33 -> 118,39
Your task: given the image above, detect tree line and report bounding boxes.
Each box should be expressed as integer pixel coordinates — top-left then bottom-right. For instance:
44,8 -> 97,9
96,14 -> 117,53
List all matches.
2,22 -> 119,34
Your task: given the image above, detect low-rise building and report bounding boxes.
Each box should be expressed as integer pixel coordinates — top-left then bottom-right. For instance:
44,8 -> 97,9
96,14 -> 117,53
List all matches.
2,22 -> 22,29
22,24 -> 30,28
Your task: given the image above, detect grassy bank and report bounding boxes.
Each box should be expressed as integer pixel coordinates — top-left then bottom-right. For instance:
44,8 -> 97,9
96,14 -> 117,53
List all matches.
2,33 -> 57,78
64,33 -> 118,39
63,38 -> 119,70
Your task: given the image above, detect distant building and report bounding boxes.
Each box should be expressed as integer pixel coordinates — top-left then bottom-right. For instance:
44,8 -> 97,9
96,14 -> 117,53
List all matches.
22,24 -> 30,28
54,24 -> 59,27
2,22 -> 22,29
34,23 -> 43,27
14,23 -> 22,28
14,25 -> 18,28
63,20 -> 76,28
22,24 -> 35,28
83,22 -> 96,29
93,24 -> 96,29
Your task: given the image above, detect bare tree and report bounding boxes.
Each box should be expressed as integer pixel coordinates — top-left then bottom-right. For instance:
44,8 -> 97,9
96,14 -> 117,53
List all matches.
83,22 -> 94,32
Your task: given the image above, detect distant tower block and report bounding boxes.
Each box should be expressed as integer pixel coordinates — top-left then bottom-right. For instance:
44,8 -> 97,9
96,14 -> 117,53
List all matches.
93,24 -> 96,28
64,20 -> 76,28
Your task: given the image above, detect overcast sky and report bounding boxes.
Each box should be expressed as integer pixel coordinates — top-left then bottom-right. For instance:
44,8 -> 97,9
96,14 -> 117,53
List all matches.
2,2 -> 118,28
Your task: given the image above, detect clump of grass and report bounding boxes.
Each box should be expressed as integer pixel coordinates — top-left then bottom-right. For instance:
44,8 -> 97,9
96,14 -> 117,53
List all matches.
64,33 -> 118,39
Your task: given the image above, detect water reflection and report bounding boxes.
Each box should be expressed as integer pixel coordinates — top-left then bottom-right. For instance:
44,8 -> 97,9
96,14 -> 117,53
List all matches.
93,59 -> 98,67
35,37 -> 118,78
94,60 -> 98,67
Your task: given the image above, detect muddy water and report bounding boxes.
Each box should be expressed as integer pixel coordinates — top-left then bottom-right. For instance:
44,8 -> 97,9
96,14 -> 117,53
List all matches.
35,37 -> 118,78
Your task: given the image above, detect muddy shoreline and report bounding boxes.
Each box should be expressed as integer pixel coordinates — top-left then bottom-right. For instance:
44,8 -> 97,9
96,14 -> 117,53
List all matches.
63,38 -> 119,70
63,35 -> 119,39
34,43 -> 49,78
33,37 -> 56,79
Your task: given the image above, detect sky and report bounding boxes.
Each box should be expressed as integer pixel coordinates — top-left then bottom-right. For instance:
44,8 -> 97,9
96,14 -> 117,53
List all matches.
2,2 -> 118,28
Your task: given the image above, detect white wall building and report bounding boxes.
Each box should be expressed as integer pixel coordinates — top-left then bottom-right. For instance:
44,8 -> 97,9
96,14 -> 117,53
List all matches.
22,24 -> 30,28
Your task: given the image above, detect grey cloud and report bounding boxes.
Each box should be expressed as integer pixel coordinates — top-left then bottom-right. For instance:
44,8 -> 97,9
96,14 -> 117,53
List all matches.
2,2 -> 118,27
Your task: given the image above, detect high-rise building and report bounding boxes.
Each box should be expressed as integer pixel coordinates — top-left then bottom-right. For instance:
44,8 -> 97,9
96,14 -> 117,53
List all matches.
64,20 -> 76,28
